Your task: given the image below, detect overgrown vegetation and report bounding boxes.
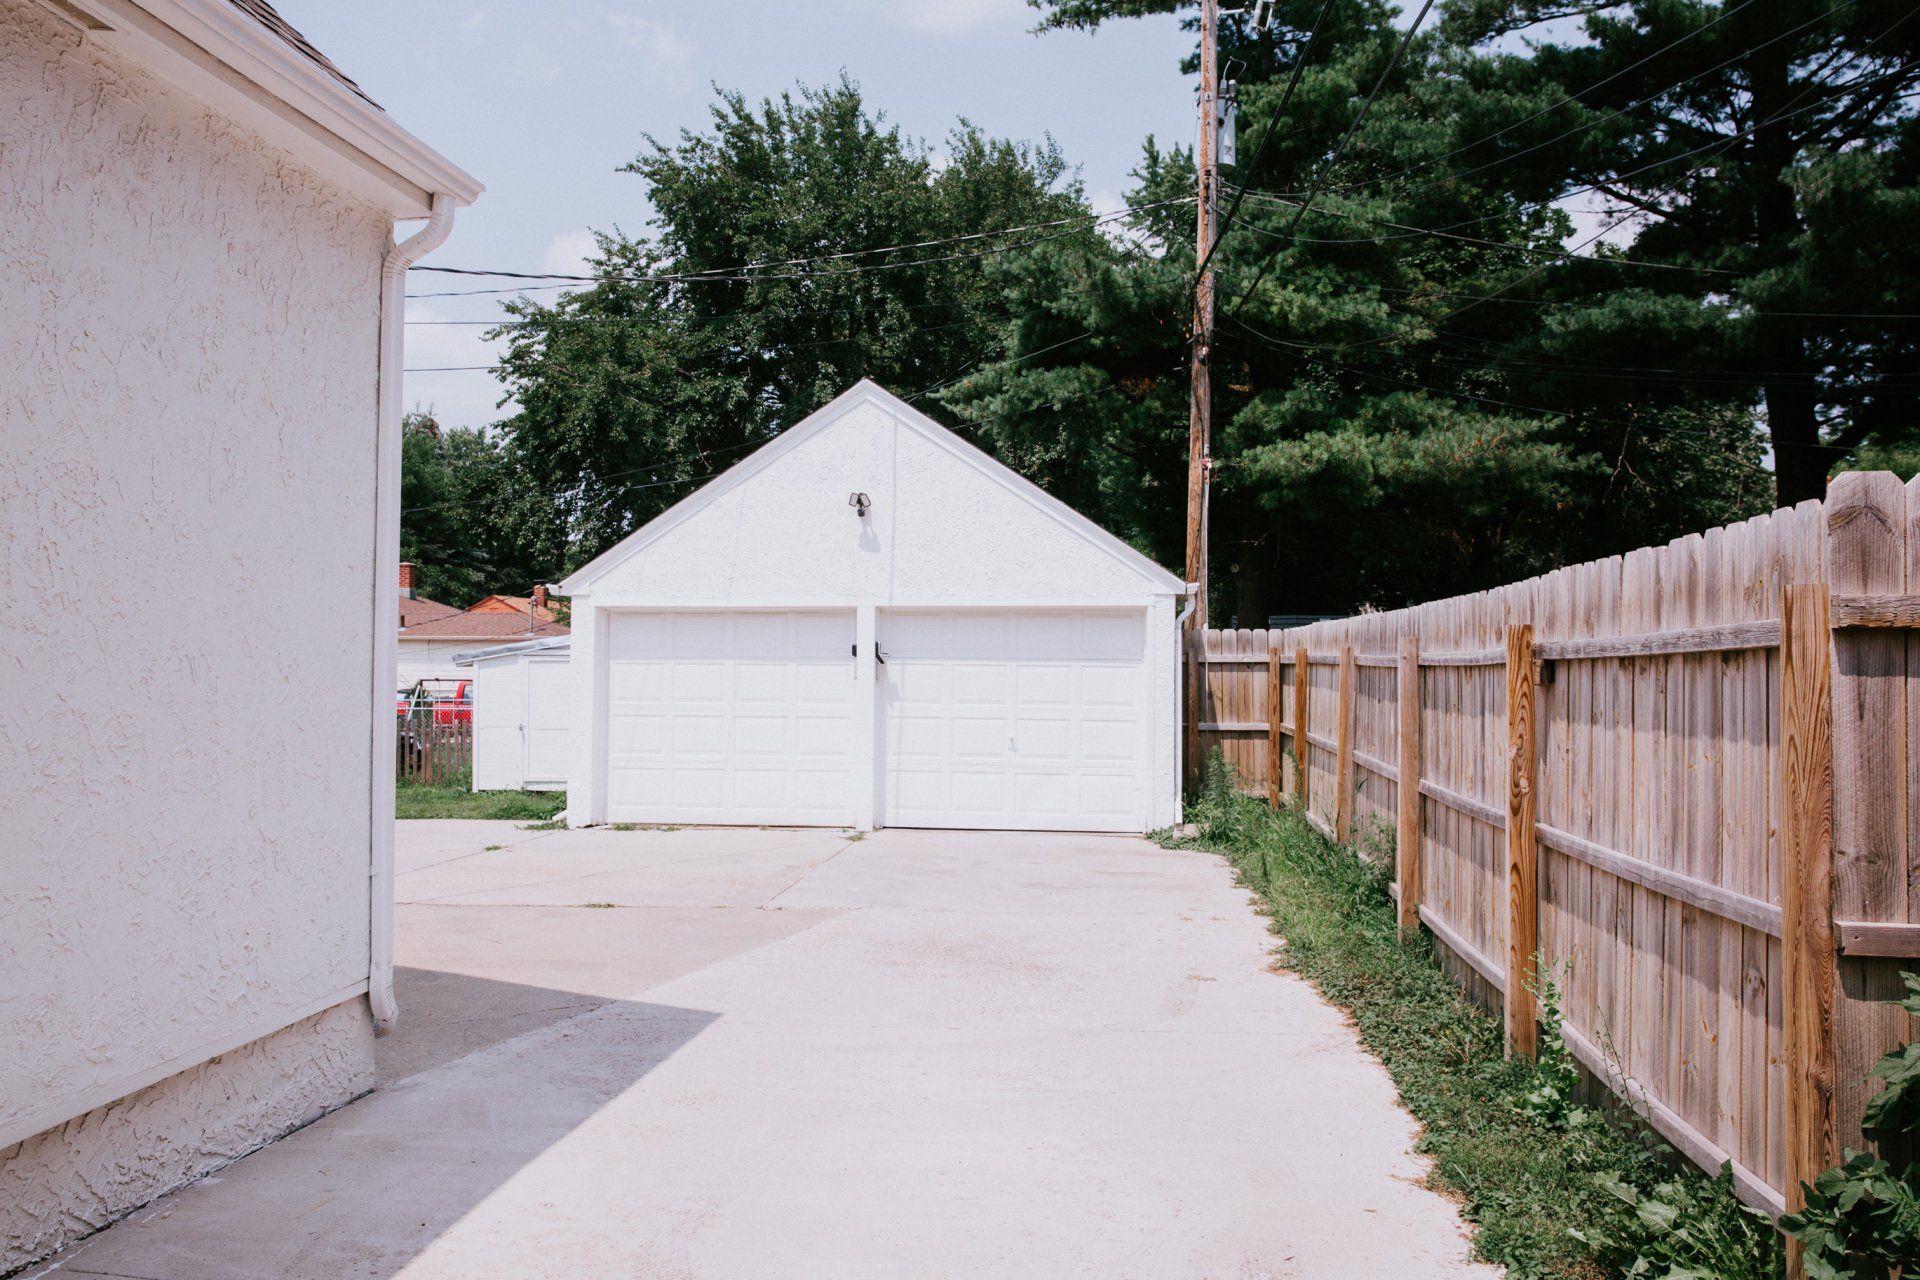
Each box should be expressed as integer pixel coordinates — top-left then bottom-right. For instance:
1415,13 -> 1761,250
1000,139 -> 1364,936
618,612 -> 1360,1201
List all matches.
1780,972 -> 1920,1277
1167,760 -> 1780,1278
395,777 -> 567,821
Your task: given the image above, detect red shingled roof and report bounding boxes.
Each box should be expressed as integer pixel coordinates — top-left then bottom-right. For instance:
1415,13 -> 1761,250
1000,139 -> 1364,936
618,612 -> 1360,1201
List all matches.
227,0 -> 379,108
400,611 -> 571,641
398,593 -> 464,629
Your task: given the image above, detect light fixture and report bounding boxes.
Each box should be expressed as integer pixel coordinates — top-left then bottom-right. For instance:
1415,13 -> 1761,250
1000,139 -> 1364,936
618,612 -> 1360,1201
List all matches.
848,492 -> 871,518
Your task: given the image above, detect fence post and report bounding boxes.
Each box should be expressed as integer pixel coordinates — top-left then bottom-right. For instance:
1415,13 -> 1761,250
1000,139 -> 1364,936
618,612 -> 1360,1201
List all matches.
1782,582 -> 1836,1268
1505,623 -> 1538,1059
1293,645 -> 1310,812
1396,634 -> 1422,941
1266,648 -> 1282,808
1334,644 -> 1356,843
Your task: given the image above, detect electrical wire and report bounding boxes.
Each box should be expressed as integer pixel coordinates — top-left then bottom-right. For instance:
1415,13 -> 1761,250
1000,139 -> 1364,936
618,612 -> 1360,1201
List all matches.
1192,0 -> 1340,288
408,200 -> 1189,295
1223,0 -> 1441,320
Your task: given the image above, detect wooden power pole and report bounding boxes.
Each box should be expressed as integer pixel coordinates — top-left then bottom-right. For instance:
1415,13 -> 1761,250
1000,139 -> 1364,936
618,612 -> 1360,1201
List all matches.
1185,0 -> 1220,632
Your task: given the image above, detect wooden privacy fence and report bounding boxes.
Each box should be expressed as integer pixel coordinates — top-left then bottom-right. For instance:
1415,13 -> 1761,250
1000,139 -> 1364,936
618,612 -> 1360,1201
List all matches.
396,714 -> 472,785
1184,471 -> 1920,1230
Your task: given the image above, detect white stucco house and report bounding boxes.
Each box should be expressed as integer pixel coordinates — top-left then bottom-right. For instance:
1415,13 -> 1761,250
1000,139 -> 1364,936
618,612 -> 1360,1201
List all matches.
455,637 -> 573,791
558,381 -> 1188,833
0,0 -> 477,1268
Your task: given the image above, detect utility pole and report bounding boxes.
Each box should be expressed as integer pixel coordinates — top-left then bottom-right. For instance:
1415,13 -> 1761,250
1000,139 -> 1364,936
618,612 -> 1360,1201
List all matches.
1185,0 -> 1220,632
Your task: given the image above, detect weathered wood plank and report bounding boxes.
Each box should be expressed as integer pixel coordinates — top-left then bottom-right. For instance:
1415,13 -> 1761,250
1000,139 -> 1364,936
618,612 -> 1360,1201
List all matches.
1538,824 -> 1782,937
1267,649 -> 1282,808
1831,592 -> 1920,629
1354,748 -> 1396,782
1398,635 -> 1422,940
1418,777 -> 1505,829
1507,623 -> 1539,1058
1293,645 -> 1311,812
1421,904 -> 1505,993
1535,619 -> 1780,660
1420,648 -> 1505,667
1560,1022 -> 1785,1217
1335,645 -> 1357,843
1836,921 -> 1920,958
1781,581 -> 1837,1248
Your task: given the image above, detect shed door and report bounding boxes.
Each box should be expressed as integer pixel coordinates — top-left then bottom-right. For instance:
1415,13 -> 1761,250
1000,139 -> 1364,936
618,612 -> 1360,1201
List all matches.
878,609 -> 1148,832
523,657 -> 571,786
605,611 -> 856,825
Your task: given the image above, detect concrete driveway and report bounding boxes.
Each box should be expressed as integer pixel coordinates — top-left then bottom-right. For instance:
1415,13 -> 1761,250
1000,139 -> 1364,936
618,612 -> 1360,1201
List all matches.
35,823 -> 1494,1280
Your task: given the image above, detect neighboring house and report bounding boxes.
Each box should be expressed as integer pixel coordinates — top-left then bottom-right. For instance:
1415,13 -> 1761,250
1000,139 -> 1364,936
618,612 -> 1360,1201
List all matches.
455,636 -> 572,792
558,380 -> 1186,834
397,560 -> 464,630
397,579 -> 569,686
1,0 -> 478,1269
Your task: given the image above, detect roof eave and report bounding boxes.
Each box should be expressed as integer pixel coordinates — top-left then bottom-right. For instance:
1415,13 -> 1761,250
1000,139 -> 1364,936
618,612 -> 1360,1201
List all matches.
73,0 -> 481,218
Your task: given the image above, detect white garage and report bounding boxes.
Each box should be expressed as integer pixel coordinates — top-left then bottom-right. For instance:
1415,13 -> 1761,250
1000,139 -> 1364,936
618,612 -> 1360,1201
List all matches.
558,380 -> 1187,833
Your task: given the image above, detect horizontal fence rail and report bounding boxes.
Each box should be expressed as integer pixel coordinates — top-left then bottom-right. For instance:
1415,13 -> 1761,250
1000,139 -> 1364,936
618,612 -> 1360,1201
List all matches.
1183,471 -> 1920,1244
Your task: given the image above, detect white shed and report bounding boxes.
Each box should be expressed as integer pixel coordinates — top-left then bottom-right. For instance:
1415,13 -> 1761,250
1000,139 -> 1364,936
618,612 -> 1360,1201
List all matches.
557,380 -> 1188,833
455,637 -> 572,791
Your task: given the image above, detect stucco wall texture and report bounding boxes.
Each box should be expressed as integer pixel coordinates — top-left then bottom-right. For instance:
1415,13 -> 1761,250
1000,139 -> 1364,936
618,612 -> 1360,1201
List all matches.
1,0 -> 388,1260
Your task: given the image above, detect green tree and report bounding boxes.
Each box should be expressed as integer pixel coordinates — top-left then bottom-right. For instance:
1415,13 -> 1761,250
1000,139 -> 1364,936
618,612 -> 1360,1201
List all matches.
980,0 -> 1777,618
1434,0 -> 1920,505
491,77 -> 1095,569
399,410 -> 558,605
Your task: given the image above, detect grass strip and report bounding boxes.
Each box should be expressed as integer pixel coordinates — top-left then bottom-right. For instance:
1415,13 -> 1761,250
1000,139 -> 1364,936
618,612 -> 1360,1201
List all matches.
396,777 -> 567,821
1165,764 -> 1780,1280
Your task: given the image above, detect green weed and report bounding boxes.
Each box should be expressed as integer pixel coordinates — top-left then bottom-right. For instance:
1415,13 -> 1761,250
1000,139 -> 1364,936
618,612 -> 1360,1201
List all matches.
1170,758 -> 1779,1280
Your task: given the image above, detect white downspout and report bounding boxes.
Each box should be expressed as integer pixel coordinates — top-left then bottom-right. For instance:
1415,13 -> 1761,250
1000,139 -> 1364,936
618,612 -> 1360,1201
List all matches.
370,193 -> 456,1035
1176,582 -> 1202,628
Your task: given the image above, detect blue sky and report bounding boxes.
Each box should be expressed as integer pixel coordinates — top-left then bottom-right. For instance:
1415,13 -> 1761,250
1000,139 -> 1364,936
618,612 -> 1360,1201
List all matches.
274,1 -> 1192,431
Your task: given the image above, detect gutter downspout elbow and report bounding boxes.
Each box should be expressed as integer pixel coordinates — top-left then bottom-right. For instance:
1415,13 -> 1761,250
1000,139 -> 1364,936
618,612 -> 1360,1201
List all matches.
370,193 -> 457,1036
1176,582 -> 1201,628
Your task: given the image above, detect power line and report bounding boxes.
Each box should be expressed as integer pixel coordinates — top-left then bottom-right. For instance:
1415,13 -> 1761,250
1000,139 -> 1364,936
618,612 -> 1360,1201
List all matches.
1223,34 -> 1919,251
1223,0 -> 1440,320
407,201 -> 1189,295
1221,313 -> 1855,454
1192,0 -> 1339,287
1259,0 -> 1837,204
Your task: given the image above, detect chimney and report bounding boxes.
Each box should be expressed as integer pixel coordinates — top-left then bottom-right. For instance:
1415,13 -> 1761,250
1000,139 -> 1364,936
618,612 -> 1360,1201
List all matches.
398,562 -> 416,599
532,585 -> 548,614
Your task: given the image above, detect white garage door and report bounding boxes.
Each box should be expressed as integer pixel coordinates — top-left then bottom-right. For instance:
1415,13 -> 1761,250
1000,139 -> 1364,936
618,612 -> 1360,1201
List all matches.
879,609 -> 1148,832
605,611 -> 857,825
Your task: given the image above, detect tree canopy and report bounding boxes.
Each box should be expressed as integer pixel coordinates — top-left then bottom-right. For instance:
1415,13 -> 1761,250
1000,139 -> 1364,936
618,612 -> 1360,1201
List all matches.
487,78 -> 1095,570
419,15 -> 1919,619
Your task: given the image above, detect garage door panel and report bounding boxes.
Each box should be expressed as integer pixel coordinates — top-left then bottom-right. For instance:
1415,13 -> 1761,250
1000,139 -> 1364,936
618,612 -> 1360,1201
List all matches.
1079,666 -> 1139,706
1078,719 -> 1140,762
794,664 -> 853,703
1013,717 -> 1073,760
1014,665 -> 1071,705
880,609 -> 1148,833
605,611 -> 855,826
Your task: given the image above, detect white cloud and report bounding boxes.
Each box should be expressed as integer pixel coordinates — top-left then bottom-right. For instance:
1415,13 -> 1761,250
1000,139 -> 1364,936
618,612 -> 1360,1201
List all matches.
602,12 -> 696,73
400,300 -> 518,434
841,0 -> 1030,36
543,228 -> 601,278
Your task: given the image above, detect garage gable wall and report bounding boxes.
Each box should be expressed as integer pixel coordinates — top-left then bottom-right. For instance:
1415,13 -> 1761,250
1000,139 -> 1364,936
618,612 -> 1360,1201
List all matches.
568,383 -> 1179,606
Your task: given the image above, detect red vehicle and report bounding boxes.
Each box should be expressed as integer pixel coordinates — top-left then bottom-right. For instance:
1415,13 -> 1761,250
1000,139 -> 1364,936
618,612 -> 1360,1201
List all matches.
396,679 -> 472,724
433,680 -> 473,725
